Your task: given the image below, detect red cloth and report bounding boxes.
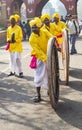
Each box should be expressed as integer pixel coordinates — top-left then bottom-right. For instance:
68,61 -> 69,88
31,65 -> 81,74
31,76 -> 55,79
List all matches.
5,42 -> 10,50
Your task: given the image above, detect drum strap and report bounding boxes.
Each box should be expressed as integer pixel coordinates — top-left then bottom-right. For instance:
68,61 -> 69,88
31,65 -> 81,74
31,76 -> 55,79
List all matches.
73,20 -> 77,34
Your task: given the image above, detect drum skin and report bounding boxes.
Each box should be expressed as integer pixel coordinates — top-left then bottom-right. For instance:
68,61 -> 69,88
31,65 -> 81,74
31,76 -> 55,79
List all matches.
47,37 -> 59,109
62,29 -> 69,85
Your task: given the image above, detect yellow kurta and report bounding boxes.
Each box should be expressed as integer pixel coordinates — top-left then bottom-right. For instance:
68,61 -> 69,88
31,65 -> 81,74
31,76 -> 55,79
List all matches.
52,21 -> 66,44
41,23 -> 54,35
29,28 -> 53,62
7,25 -> 23,52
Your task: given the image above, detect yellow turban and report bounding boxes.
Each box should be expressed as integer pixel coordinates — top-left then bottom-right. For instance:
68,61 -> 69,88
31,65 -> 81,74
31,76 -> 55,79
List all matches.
30,17 -> 42,28
52,13 -> 60,19
14,14 -> 20,22
29,20 -> 36,27
41,14 -> 50,22
9,15 -> 17,21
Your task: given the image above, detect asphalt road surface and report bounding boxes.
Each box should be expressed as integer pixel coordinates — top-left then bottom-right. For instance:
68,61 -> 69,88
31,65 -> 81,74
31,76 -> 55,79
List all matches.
0,34 -> 82,130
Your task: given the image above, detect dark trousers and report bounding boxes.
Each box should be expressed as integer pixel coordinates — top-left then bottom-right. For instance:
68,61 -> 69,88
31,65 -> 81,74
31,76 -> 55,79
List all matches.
70,34 -> 77,53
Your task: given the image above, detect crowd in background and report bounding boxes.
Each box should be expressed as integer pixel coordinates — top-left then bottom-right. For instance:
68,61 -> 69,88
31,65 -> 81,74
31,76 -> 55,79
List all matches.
19,20 -> 31,41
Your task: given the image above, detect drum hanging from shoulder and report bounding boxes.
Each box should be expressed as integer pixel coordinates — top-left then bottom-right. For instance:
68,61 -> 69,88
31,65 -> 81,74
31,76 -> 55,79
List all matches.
47,37 -> 59,109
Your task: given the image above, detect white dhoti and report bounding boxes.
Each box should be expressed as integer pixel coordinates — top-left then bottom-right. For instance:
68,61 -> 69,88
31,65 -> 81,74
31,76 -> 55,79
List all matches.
34,59 -> 48,88
9,52 -> 22,75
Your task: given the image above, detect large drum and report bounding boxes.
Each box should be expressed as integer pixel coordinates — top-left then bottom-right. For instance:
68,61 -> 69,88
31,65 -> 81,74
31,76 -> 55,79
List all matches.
62,28 -> 69,85
47,37 -> 59,109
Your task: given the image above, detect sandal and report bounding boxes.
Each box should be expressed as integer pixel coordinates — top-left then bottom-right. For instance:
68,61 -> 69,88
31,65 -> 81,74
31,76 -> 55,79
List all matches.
33,96 -> 41,103
8,72 -> 15,76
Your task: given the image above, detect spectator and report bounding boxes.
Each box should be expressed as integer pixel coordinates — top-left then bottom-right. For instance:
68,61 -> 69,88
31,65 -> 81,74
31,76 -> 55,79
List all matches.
25,20 -> 31,40
20,21 -> 27,40
60,15 -> 66,23
66,14 -> 80,54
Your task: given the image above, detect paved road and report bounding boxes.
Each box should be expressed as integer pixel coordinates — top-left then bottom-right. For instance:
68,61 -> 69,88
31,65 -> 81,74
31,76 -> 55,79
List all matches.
0,34 -> 82,130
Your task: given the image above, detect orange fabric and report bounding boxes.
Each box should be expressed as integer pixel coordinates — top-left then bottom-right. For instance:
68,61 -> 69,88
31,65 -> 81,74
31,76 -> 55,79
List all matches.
57,34 -> 62,38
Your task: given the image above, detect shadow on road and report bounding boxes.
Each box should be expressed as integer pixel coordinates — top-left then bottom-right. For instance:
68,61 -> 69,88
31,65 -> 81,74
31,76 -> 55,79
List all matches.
56,97 -> 82,130
0,75 -> 49,129
69,80 -> 82,91
69,68 -> 82,80
0,101 -> 42,130
0,62 -> 8,64
0,75 -> 34,104
56,66 -> 82,129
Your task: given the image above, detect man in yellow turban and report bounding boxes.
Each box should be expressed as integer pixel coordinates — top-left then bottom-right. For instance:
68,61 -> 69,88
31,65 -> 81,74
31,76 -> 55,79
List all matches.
29,17 -> 54,102
41,14 -> 60,49
52,13 -> 66,45
52,13 -> 60,20
51,13 -> 67,57
7,15 -> 23,78
41,14 -> 51,31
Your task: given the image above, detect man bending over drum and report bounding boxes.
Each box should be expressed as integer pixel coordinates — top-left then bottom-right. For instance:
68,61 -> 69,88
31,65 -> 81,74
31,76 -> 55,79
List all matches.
29,17 -> 53,103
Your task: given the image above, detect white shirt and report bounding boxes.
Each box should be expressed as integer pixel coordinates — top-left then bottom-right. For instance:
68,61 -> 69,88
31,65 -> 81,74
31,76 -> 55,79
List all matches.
67,20 -> 79,35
